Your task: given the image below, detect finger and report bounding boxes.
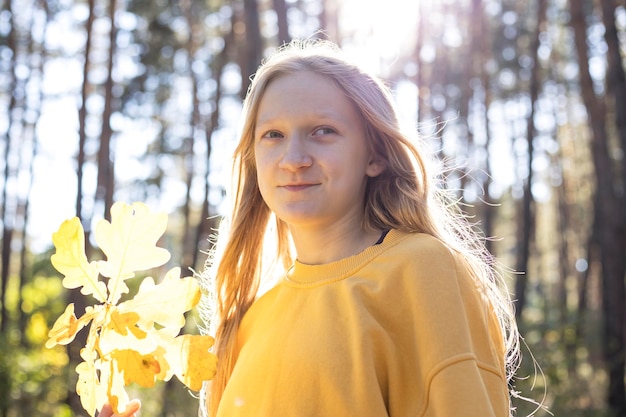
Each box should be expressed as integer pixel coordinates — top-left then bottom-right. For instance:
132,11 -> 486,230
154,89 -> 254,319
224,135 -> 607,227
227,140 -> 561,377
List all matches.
99,403 -> 114,417
118,399 -> 142,417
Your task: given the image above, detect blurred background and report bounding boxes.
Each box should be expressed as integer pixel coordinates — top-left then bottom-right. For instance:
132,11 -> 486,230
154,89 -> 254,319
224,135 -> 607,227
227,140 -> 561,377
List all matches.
1,0 -> 625,416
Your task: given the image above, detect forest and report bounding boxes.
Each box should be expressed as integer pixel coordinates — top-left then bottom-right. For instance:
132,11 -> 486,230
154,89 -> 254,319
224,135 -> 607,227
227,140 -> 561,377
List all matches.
0,0 -> 625,416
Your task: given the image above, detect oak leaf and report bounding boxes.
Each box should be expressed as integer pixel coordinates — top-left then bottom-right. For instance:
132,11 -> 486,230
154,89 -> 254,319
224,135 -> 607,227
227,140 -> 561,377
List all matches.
46,202 -> 217,416
75,360 -> 99,416
175,334 -> 218,391
106,310 -> 147,339
111,348 -> 162,388
118,267 -> 201,331
51,218 -> 106,302
96,202 -> 171,304
45,304 -> 102,349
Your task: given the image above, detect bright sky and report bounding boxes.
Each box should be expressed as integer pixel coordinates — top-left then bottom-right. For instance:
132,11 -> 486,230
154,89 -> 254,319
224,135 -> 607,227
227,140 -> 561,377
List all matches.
338,0 -> 419,74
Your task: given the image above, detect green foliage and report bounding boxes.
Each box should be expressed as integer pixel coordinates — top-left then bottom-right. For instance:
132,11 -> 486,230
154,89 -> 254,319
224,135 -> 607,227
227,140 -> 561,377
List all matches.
0,274 -> 72,417
511,299 -> 610,417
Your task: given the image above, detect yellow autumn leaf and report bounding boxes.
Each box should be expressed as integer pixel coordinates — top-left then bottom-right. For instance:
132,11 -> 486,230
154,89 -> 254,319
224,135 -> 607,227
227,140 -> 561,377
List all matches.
76,361 -> 97,416
51,218 -> 106,303
46,304 -> 101,348
106,310 -> 147,339
118,268 -> 201,332
111,349 -> 163,388
77,348 -> 131,415
151,344 -> 171,381
107,360 -> 130,414
99,322 -> 158,357
76,359 -> 109,417
96,202 -> 170,304
167,334 -> 217,392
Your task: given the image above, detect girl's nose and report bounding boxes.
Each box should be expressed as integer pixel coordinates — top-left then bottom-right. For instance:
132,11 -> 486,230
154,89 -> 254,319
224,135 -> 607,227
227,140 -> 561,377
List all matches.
278,136 -> 312,170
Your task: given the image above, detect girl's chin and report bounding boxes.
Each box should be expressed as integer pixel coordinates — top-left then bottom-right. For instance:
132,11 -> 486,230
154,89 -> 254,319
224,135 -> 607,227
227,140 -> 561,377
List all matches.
273,211 -> 328,227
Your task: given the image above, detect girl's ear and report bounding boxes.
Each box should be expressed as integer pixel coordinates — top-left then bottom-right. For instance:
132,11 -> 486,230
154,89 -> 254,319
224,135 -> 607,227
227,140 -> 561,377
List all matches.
366,159 -> 385,178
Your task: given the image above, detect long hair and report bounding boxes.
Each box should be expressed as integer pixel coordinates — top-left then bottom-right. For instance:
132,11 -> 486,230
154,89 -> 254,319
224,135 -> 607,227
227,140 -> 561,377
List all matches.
201,39 -> 520,416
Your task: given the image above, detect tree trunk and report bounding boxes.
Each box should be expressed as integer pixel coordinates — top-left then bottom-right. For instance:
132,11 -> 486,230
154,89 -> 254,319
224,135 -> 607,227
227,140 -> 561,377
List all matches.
600,3 -> 626,411
415,2 -> 426,131
457,0 -> 473,196
555,148 -> 576,376
318,0 -> 340,43
17,0 -> 49,344
240,0 -> 262,98
575,190 -> 599,366
97,0 -> 118,221
570,1 -> 626,414
67,0 -> 96,413
474,0 -> 496,252
0,228 -> 12,334
0,0 -> 17,334
468,0 -> 497,246
180,0 -> 200,272
514,0 -> 547,319
77,0 -> 96,223
272,0 -> 290,45
601,0 -> 626,202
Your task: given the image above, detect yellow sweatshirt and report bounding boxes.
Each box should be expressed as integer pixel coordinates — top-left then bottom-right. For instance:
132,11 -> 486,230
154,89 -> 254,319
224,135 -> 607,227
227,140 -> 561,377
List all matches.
217,230 -> 510,417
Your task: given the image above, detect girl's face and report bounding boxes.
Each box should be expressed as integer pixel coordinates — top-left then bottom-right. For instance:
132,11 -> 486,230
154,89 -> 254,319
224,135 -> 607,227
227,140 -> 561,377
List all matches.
254,71 -> 383,231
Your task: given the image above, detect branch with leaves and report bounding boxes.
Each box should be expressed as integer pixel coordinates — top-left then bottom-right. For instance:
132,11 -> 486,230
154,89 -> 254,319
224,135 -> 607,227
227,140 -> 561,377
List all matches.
45,202 -> 217,416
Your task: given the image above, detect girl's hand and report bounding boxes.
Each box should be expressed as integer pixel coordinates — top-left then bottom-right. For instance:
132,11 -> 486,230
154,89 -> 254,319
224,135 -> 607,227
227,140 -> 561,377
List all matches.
98,399 -> 141,417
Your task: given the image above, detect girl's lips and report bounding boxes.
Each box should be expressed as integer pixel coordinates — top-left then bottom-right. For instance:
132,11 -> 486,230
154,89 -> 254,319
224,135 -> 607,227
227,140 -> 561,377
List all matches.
281,184 -> 317,191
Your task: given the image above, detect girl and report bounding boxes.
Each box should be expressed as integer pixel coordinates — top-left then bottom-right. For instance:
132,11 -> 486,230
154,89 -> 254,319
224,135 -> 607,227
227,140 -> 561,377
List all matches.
103,39 -> 520,417
201,39 -> 519,417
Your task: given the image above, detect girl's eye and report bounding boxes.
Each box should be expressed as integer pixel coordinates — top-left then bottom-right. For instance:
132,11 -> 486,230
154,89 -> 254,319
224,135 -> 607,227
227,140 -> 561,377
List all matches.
262,130 -> 283,139
313,127 -> 336,136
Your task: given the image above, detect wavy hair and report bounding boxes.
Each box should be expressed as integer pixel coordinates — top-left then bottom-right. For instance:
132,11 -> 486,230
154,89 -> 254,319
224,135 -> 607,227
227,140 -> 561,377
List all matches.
201,39 -> 520,417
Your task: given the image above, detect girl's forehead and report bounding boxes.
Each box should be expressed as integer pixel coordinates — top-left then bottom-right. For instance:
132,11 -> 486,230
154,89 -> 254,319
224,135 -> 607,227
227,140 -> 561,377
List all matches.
258,71 -> 354,112
258,72 -> 339,103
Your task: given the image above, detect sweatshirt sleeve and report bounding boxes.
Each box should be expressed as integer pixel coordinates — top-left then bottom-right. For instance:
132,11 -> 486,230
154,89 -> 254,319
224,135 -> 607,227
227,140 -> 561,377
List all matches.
399,236 -> 510,417
422,356 -> 510,417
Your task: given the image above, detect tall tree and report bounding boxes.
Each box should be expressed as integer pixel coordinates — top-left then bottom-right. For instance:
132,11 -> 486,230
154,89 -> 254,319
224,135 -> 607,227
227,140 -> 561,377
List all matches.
318,0 -> 340,43
76,0 -> 96,225
473,0 -> 497,252
67,1 -> 97,414
0,0 -> 17,334
16,0 -> 49,343
454,0 -> 473,195
273,0 -> 290,45
514,0 -> 547,319
180,0 -> 201,272
414,1 -> 428,134
600,14 -> 626,397
553,135 -> 576,376
570,1 -> 626,414
601,0 -> 626,201
599,4 -> 626,411
239,0 -> 263,97
97,0 -> 119,221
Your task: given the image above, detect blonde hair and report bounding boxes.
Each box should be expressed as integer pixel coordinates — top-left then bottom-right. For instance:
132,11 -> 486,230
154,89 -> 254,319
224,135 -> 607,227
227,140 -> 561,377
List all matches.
201,39 -> 520,416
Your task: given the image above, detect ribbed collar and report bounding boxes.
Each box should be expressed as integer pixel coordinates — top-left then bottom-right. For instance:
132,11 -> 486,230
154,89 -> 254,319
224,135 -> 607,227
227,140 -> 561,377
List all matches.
283,229 -> 408,287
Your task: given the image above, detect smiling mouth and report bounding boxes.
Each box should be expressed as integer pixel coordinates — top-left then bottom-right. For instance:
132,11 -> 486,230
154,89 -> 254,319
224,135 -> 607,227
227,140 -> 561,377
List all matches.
281,184 -> 318,191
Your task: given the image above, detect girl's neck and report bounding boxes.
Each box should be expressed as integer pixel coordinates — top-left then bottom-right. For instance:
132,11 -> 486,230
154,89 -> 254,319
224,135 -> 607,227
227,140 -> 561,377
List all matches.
289,223 -> 383,265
